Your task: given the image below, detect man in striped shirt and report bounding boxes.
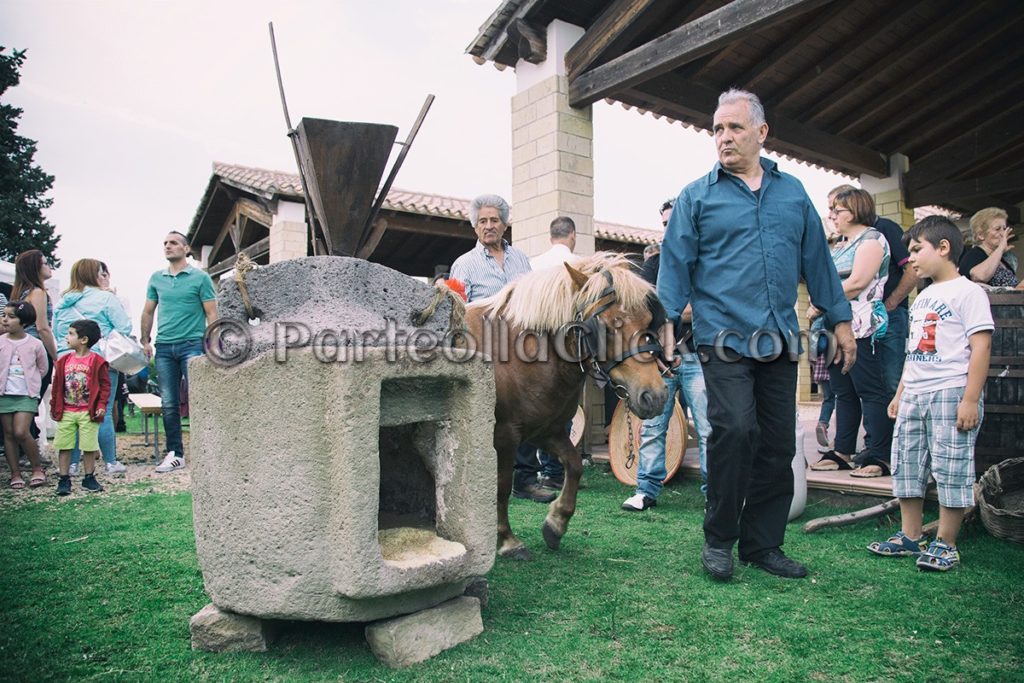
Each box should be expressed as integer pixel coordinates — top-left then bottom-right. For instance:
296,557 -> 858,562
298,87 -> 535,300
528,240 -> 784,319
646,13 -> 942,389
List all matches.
450,194 -> 531,302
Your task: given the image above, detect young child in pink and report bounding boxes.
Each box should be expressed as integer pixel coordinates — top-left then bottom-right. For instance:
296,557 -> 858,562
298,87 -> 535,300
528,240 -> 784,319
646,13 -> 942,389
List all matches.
50,319 -> 111,496
1,301 -> 50,489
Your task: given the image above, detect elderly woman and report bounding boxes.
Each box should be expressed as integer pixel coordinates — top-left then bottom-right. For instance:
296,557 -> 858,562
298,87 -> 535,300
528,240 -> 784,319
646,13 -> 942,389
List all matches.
52,258 -> 133,475
810,188 -> 893,477
959,207 -> 1022,288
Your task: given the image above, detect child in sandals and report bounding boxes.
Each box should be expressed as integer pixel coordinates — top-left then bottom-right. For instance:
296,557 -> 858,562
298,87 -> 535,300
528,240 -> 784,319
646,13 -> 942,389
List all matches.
867,217 -> 992,571
1,301 -> 50,489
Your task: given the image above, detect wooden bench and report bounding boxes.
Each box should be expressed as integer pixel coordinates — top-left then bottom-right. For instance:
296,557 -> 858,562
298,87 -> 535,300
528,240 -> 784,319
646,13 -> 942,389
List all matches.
129,393 -> 163,462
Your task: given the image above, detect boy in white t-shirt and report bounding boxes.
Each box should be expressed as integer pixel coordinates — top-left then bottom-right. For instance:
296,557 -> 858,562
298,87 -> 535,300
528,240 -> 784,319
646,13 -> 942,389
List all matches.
867,216 -> 993,571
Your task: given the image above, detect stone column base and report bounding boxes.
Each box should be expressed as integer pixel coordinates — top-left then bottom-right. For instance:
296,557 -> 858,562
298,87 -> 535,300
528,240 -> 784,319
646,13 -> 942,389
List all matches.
190,603 -> 277,653
364,596 -> 483,668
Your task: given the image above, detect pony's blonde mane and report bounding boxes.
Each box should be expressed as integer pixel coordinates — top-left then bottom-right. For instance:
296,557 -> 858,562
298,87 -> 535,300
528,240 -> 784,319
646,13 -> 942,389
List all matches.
469,252 -> 653,332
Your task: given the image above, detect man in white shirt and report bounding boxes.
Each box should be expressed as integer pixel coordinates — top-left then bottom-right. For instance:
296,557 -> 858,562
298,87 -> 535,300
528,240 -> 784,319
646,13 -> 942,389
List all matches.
530,217 -> 577,272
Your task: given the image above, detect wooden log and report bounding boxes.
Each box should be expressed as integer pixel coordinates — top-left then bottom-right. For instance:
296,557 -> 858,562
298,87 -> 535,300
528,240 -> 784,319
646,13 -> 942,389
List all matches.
803,498 -> 900,534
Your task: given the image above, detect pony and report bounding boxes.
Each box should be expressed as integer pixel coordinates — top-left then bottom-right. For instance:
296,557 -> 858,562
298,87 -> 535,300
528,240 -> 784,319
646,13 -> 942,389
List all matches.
462,253 -> 668,559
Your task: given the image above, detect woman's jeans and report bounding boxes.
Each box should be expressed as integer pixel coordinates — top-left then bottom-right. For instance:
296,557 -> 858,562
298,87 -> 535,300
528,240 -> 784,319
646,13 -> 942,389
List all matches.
71,367 -> 119,465
829,337 -> 894,467
154,339 -> 205,456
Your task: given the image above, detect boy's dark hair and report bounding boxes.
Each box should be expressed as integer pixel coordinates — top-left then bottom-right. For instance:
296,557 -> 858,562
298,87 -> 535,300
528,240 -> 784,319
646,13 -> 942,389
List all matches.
5,300 -> 37,328
660,198 -> 676,214
69,319 -> 102,348
904,215 -> 964,264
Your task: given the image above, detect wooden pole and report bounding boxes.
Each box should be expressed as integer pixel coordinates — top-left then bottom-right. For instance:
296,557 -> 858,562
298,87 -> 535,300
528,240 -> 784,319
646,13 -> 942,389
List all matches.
268,22 -> 330,255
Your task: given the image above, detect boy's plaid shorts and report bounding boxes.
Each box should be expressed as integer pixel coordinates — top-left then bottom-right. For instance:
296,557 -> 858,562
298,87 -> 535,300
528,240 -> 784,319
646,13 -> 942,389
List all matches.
891,386 -> 982,508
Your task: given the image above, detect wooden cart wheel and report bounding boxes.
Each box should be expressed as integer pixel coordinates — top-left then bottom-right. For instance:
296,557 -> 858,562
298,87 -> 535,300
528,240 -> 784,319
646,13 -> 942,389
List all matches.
608,398 -> 687,486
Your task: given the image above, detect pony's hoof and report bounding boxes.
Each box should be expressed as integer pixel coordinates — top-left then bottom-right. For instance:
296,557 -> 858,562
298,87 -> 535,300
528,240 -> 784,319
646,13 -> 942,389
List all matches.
499,545 -> 532,561
542,521 -> 563,550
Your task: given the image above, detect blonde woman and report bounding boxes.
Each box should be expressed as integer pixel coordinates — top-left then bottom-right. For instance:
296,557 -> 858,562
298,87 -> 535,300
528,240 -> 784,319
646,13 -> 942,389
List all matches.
959,207 -> 1022,288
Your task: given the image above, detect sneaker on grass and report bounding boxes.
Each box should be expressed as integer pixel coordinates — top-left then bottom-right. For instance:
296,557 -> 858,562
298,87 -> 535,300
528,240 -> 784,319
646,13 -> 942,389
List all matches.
155,452 -> 185,473
104,460 -> 127,475
81,473 -> 104,493
621,493 -> 657,511
56,476 -> 71,496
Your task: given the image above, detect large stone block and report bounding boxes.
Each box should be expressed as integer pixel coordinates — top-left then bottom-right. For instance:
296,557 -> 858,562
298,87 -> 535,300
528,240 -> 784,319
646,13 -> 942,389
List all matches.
365,597 -> 483,668
190,603 -> 276,652
190,257 -> 496,624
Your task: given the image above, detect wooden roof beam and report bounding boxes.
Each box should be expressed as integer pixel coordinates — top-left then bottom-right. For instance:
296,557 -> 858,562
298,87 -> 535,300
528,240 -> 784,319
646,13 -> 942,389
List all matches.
907,170 -> 1024,209
734,1 -> 850,92
832,14 -> 1024,138
506,18 -> 546,63
479,0 -> 544,64
623,73 -> 887,176
905,101 -> 1024,190
766,0 -> 927,111
208,237 -> 271,279
569,0 -> 835,108
565,0 -> 665,80
805,0 -> 981,127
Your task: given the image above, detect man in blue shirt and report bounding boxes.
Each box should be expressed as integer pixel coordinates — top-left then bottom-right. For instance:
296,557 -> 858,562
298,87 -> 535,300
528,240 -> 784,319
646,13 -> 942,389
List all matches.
140,231 -> 218,474
659,89 -> 857,580
449,194 -> 531,303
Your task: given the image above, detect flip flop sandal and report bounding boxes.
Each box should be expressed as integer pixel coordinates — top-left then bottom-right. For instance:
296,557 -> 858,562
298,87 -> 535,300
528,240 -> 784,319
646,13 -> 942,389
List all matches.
810,450 -> 853,471
29,473 -> 46,488
10,479 -> 26,490
867,531 -> 927,557
851,462 -> 891,478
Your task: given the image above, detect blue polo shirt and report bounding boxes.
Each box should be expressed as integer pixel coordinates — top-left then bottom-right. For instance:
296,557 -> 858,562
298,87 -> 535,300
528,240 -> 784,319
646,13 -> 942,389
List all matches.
658,158 -> 852,358
146,265 -> 217,344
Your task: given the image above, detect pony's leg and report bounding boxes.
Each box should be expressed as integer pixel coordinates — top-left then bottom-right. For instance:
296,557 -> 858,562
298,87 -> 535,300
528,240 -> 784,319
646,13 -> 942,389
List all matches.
539,435 -> 584,550
495,427 -> 530,560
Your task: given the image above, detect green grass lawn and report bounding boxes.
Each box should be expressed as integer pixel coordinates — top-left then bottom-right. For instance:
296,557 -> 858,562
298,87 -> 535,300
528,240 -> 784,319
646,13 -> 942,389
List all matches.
2,470 -> 1022,682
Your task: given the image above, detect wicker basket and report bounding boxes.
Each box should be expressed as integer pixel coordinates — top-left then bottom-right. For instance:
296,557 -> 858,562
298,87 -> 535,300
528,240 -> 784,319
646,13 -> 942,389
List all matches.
978,457 -> 1024,545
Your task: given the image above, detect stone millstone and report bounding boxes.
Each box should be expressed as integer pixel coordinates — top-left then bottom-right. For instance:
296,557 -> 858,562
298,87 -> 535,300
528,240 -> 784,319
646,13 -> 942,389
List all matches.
364,596 -> 483,668
190,603 -> 276,652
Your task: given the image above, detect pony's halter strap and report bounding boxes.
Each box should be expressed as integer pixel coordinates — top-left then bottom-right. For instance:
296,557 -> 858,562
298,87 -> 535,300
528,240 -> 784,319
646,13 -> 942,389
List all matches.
573,269 -> 662,395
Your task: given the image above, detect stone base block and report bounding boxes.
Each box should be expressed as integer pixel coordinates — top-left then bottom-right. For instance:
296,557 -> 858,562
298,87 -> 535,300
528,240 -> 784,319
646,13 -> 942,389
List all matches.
190,603 -> 276,652
365,596 -> 483,668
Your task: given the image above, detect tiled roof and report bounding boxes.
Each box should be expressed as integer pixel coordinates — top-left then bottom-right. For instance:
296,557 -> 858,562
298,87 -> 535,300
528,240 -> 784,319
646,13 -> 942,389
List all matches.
208,162 -> 663,246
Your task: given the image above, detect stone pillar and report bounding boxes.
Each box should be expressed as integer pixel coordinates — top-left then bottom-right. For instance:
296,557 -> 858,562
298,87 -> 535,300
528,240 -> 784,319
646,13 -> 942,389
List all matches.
269,200 -> 309,263
862,153 -> 913,228
511,20 -> 594,259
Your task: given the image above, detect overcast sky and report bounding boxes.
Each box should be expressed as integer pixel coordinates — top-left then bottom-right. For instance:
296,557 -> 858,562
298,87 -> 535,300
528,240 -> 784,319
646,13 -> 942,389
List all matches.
3,0 -> 851,332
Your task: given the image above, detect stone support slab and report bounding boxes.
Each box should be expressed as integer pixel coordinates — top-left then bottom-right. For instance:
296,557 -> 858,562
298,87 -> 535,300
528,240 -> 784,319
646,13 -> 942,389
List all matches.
365,597 -> 483,669
190,603 -> 277,653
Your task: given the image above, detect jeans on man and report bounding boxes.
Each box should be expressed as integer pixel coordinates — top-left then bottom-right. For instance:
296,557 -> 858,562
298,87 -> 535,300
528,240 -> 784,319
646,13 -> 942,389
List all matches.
700,347 -> 796,560
71,366 -> 119,465
154,339 -> 205,456
635,353 -> 711,500
876,306 -> 909,397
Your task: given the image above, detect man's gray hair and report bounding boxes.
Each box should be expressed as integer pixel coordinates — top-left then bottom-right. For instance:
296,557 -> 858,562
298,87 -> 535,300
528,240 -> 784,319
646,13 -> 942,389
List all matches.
549,216 -> 576,239
469,194 -> 510,226
717,88 -> 766,127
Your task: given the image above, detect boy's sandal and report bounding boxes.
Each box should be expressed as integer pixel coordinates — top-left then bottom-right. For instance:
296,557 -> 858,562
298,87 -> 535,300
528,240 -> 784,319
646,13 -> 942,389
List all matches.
916,540 -> 960,572
810,450 -> 853,471
29,472 -> 46,488
9,478 -> 26,490
867,531 -> 927,557
850,461 -> 891,478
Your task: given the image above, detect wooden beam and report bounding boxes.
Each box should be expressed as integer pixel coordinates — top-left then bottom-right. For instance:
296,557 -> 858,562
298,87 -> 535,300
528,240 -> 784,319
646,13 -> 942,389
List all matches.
905,101 -> 1024,189
569,0 -> 834,108
236,197 -> 273,228
355,217 -> 388,260
479,0 -> 544,63
379,213 -> 472,240
734,0 -> 850,92
506,18 -> 546,63
622,72 -> 888,176
907,170 -> 1024,208
832,14 -> 1024,137
804,0 -> 978,127
765,0 -> 927,111
565,0 -> 664,80
207,237 -> 271,279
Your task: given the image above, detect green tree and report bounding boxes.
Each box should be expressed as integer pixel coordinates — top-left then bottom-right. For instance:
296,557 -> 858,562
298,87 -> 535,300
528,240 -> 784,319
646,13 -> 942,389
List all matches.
1,47 -> 59,266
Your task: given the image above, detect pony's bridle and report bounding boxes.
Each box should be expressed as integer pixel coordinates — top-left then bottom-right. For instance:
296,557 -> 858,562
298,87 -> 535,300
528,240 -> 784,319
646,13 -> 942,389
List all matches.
573,270 -> 662,399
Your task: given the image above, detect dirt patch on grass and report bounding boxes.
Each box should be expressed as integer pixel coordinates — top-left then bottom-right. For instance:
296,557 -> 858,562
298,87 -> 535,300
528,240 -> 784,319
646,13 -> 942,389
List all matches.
1,432 -> 193,509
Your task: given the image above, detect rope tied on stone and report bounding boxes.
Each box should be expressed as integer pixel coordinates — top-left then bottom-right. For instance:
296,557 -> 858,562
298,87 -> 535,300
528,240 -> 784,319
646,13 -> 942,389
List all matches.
233,253 -> 258,321
415,280 -> 466,332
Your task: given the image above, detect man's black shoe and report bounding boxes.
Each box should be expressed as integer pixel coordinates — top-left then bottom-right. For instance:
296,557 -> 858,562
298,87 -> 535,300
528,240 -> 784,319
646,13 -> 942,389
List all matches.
512,481 -> 557,503
537,475 -> 564,491
742,549 -> 808,578
701,542 -> 733,580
